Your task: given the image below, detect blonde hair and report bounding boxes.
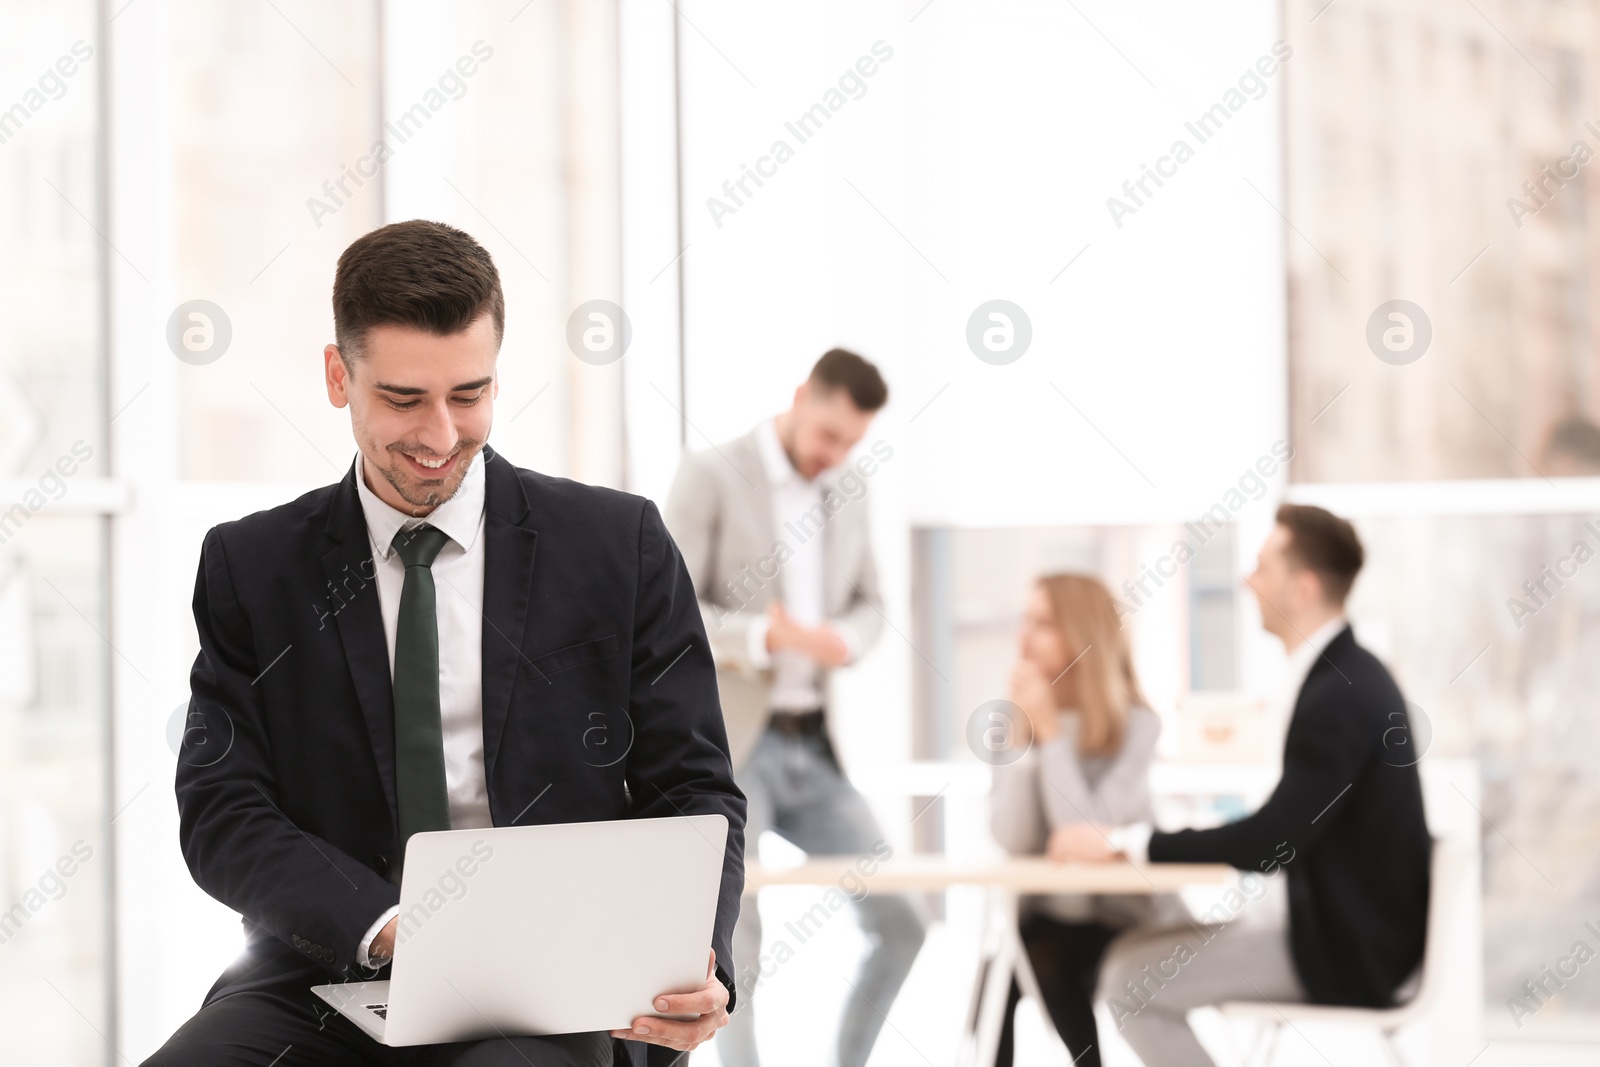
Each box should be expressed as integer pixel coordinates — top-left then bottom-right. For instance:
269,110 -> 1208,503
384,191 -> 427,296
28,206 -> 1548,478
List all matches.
1035,573 -> 1148,757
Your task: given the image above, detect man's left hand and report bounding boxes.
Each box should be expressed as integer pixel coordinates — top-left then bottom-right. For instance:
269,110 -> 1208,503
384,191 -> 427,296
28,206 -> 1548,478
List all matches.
610,949 -> 729,1052
804,624 -> 851,668
1047,822 -> 1119,863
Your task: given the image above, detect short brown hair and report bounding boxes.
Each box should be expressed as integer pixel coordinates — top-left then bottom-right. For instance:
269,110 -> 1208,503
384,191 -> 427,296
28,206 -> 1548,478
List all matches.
332,220 -> 504,369
1275,503 -> 1364,606
809,348 -> 888,412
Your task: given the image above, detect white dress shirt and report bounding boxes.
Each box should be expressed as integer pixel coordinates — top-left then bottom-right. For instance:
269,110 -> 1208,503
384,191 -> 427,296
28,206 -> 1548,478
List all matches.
1280,613 -> 1350,708
742,417 -> 860,710
352,448 -> 493,965
1108,613 -> 1349,862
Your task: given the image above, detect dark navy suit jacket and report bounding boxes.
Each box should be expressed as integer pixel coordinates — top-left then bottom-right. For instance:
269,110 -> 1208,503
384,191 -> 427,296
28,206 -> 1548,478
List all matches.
1149,625 -> 1430,1007
174,442 -> 746,1064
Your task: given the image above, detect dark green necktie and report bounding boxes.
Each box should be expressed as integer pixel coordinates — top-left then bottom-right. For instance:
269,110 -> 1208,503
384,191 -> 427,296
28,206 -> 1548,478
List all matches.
391,523 -> 453,873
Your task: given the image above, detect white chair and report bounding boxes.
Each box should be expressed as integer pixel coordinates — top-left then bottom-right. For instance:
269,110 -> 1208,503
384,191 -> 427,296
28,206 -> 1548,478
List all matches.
1217,838 -> 1471,1067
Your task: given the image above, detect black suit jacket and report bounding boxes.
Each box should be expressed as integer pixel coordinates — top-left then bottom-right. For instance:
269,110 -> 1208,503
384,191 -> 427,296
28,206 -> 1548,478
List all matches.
175,443 -> 746,1062
1148,625 -> 1431,1007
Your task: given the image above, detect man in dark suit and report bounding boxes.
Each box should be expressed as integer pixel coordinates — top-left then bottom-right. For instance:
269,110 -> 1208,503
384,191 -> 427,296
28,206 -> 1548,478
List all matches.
1054,504 -> 1431,1066
142,220 -> 745,1067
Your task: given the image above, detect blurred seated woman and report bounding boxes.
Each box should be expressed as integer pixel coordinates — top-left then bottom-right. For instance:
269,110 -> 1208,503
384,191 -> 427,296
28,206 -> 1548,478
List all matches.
988,573 -> 1183,1067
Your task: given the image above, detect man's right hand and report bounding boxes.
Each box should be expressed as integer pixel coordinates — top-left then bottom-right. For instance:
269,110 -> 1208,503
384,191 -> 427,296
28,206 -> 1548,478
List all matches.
368,916 -> 398,963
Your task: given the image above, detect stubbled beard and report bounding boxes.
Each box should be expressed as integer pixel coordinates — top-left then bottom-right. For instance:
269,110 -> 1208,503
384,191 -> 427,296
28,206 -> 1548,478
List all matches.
377,445 -> 475,513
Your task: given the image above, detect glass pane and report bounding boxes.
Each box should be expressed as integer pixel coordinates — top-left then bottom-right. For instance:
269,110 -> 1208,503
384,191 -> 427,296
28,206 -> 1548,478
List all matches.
912,523 -> 1229,764
1347,512 -> 1600,1037
1285,0 -> 1600,482
0,515 -> 108,1064
0,1 -> 104,479
0,3 -> 109,1062
169,0 -> 382,482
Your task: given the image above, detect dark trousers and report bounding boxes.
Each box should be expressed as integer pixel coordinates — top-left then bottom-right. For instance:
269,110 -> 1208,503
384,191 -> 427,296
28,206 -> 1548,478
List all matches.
994,913 -> 1119,1067
140,985 -> 615,1067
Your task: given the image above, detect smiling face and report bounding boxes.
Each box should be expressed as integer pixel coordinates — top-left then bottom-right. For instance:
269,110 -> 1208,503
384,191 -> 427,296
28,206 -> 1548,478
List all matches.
324,313 -> 499,515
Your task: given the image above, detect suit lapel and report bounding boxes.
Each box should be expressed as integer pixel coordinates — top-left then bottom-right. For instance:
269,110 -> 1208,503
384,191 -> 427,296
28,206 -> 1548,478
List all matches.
479,444 -> 538,787
322,460 -> 400,831
737,429 -> 784,604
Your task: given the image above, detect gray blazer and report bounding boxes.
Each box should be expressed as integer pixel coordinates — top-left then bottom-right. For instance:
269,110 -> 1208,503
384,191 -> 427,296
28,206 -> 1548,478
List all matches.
662,426 -> 887,774
990,705 -> 1185,927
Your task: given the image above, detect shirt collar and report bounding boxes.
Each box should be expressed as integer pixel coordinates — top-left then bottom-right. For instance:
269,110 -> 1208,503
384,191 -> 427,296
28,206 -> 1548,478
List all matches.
356,448 -> 487,560
756,416 -> 809,489
1286,612 -> 1348,694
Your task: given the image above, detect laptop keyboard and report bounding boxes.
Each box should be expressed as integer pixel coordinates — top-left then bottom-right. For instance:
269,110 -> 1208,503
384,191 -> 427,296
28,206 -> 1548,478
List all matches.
365,1004 -> 388,1020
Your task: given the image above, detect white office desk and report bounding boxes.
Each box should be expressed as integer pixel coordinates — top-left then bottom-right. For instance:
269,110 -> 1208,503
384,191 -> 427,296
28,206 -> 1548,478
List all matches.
746,857 -> 1232,1066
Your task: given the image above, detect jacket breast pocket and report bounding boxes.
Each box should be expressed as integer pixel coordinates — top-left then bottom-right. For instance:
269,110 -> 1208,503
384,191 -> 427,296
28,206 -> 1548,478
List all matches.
524,633 -> 620,682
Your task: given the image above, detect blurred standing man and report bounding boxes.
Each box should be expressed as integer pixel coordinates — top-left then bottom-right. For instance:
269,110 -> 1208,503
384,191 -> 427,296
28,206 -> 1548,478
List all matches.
664,350 -> 926,1067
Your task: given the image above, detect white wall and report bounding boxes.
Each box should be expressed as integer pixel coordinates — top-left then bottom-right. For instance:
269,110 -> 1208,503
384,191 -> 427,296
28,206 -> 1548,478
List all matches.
659,0 -> 1288,775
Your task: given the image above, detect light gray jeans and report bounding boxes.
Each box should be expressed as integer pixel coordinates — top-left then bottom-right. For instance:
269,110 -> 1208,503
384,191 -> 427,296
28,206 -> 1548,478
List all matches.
716,726 -> 928,1067
1096,919 -> 1306,1067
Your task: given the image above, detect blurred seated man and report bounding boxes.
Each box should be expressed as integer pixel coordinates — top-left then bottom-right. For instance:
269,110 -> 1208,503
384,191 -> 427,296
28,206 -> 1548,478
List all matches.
988,574 -> 1185,1067
1052,504 -> 1431,1067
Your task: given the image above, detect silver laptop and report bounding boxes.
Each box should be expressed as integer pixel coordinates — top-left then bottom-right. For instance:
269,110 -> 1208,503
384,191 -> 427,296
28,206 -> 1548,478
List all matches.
311,813 -> 728,1047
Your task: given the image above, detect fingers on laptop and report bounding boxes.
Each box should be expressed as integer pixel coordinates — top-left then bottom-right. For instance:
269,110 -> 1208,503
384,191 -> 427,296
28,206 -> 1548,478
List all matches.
610,1011 -> 726,1051
610,990 -> 728,1049
609,951 -> 727,1048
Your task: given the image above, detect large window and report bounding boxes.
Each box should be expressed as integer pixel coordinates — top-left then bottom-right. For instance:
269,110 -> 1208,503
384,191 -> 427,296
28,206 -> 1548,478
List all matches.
1286,0 -> 1600,483
1341,512 -> 1600,1037
169,0 -> 383,482
0,2 -> 109,1061
1284,0 -> 1600,1037
0,1 -> 630,1059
